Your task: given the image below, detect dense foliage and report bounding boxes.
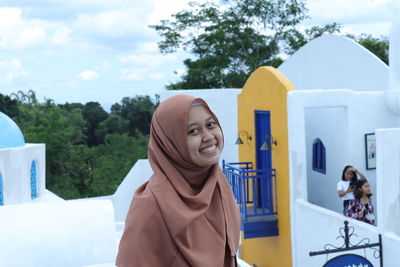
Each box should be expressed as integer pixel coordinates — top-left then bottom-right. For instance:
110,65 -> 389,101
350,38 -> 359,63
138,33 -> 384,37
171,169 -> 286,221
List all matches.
0,91 -> 158,199
151,0 -> 341,89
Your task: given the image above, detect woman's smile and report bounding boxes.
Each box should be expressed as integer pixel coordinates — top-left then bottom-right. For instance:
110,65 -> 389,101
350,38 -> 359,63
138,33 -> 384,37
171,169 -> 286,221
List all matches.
187,105 -> 223,167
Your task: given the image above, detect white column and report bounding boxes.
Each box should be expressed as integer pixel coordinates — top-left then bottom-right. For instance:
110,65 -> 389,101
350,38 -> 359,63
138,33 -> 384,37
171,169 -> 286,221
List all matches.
386,21 -> 400,115
375,128 -> 400,234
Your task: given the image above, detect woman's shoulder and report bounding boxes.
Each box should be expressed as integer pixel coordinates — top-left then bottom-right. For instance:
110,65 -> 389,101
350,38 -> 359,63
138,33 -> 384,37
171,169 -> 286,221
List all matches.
131,180 -> 160,212
123,181 -> 166,236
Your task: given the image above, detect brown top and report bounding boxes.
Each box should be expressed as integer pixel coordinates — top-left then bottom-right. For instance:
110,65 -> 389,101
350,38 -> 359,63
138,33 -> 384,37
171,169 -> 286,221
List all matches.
116,95 -> 240,267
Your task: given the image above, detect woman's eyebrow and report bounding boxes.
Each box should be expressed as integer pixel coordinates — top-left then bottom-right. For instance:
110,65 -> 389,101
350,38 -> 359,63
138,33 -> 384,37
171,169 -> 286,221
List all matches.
187,122 -> 198,129
187,117 -> 214,129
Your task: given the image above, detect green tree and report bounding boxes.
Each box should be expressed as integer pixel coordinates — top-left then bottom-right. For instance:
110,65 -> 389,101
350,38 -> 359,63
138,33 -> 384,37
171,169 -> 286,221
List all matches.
151,0 -> 340,89
91,133 -> 148,196
5,91 -> 154,199
111,95 -> 159,136
0,93 -> 19,119
82,102 -> 108,146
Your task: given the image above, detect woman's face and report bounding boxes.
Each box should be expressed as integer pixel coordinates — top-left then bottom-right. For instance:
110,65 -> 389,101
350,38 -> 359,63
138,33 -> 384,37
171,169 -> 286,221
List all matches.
186,105 -> 223,167
344,168 -> 355,181
360,182 -> 371,195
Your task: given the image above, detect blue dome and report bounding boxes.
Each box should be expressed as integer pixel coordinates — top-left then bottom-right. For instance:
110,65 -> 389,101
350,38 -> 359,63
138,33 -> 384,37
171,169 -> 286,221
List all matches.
0,112 -> 25,149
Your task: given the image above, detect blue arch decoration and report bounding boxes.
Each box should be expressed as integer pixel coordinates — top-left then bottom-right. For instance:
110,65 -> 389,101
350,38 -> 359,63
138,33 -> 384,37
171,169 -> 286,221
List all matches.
0,173 -> 3,205
312,138 -> 326,174
324,253 -> 373,267
30,161 -> 38,199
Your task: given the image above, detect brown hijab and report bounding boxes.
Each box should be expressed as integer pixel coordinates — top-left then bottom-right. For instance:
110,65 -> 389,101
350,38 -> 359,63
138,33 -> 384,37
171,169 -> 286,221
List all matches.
116,95 -> 240,267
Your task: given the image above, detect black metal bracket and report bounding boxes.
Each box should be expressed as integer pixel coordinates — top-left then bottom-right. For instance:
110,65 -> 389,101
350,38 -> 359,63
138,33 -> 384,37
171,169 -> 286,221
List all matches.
309,220 -> 383,266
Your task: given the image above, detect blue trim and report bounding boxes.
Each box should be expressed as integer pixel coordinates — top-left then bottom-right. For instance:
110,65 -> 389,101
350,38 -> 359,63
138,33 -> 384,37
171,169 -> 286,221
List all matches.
241,216 -> 279,239
0,173 -> 3,205
312,138 -> 326,174
30,161 -> 38,199
254,110 -> 272,210
223,160 -> 279,238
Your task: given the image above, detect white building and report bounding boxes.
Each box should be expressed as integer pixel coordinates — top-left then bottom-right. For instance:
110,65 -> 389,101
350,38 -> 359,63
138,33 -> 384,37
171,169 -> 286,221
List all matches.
2,29 -> 399,267
285,33 -> 400,265
0,112 -> 117,267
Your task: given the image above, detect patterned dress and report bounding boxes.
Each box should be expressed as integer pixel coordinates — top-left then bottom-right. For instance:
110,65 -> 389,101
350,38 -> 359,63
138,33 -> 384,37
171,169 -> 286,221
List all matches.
346,197 -> 374,225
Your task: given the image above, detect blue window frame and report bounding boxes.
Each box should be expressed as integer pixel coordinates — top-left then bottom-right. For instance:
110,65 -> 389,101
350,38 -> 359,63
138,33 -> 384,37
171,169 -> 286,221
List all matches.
0,173 -> 3,205
30,161 -> 38,199
312,138 -> 326,174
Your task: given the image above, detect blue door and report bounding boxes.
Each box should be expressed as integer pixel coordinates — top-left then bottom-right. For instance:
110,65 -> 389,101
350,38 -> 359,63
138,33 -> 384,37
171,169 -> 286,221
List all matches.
255,110 -> 273,211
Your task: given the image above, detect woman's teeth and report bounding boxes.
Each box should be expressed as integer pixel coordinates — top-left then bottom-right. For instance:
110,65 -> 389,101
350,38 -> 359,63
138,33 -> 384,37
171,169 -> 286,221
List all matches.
200,144 -> 216,153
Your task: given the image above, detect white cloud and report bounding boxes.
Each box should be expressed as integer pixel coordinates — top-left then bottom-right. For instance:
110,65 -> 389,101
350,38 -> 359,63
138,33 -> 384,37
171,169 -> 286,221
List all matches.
117,52 -> 178,82
2,71 -> 30,83
0,58 -> 22,71
148,0 -> 215,24
119,67 -> 166,81
79,70 -> 100,80
117,53 -> 177,67
120,68 -> 144,81
0,58 -> 29,83
148,72 -> 165,79
307,0 -> 400,24
0,8 -> 21,28
74,9 -> 151,40
18,27 -> 48,46
52,26 -> 71,45
42,50 -> 56,56
0,8 -> 56,49
341,22 -> 392,37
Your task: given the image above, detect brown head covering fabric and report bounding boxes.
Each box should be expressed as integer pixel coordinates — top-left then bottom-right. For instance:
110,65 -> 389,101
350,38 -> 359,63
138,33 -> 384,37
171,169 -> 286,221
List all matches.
116,95 -> 240,267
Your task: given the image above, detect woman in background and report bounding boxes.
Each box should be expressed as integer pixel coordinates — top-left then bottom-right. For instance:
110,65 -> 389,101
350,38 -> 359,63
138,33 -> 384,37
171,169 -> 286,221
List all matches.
346,179 -> 375,225
337,166 -> 366,215
116,95 -> 240,267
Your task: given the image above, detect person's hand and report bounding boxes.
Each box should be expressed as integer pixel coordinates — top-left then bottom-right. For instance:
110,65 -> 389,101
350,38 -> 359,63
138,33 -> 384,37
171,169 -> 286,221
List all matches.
346,185 -> 354,193
358,208 -> 365,219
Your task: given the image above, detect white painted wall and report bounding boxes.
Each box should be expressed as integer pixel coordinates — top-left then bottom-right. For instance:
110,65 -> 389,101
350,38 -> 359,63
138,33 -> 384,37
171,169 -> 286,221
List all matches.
0,200 -> 117,267
376,128 -> 400,236
293,200 -> 384,266
0,144 -> 46,205
288,89 -> 400,214
160,89 -> 241,164
112,159 -> 153,223
278,35 -> 389,92
305,106 -> 347,212
288,90 -> 400,266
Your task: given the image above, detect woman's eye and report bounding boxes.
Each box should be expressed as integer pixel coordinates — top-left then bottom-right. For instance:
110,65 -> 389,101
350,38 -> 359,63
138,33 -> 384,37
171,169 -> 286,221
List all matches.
188,128 -> 199,135
207,121 -> 216,128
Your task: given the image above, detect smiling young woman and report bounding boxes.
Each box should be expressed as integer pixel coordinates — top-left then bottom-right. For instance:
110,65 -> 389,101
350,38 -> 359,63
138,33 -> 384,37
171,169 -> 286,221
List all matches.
116,95 -> 240,267
186,103 -> 224,168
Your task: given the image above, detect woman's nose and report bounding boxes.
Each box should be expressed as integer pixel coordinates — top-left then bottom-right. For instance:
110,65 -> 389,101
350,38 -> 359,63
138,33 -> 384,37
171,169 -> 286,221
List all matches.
202,130 -> 214,141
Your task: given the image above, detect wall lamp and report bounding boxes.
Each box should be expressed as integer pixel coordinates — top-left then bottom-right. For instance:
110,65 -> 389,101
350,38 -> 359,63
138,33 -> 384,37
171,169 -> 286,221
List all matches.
260,135 -> 278,151
235,130 -> 252,145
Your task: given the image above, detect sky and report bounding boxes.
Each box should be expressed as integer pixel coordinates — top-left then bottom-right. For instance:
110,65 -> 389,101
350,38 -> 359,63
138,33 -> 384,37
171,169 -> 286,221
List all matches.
0,0 -> 399,110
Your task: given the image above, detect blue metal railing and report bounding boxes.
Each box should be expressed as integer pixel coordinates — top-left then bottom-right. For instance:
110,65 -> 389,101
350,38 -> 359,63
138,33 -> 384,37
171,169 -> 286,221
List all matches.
222,160 -> 277,220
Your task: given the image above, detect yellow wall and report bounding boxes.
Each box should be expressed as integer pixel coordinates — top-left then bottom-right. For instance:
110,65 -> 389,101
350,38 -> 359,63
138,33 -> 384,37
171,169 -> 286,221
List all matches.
238,67 -> 294,267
